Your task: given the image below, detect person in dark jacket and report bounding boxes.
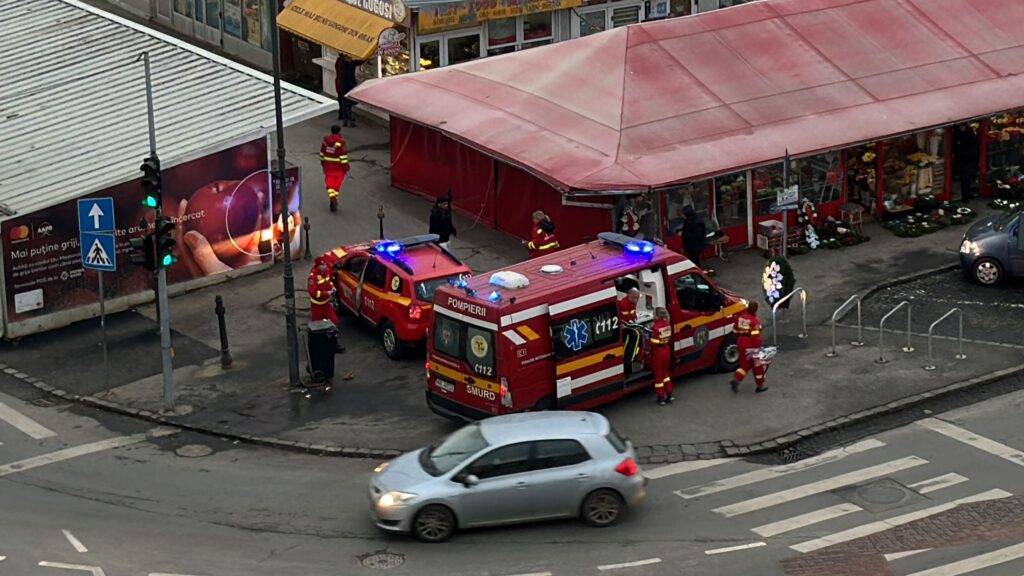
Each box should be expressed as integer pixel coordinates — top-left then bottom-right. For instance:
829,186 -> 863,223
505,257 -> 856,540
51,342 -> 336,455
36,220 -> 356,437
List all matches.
953,124 -> 980,202
681,206 -> 707,269
429,194 -> 456,250
335,56 -> 360,127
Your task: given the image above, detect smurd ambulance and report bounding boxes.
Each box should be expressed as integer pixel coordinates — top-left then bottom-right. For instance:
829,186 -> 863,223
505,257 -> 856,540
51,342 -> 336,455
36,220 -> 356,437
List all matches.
425,233 -> 749,420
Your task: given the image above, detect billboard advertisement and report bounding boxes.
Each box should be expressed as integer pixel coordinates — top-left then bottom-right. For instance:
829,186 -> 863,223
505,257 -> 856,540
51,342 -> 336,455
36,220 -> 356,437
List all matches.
1,138 -> 302,332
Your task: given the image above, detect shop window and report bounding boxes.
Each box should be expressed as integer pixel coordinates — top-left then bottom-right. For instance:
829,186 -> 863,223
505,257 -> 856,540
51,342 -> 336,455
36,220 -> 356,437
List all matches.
616,195 -> 659,240
713,172 -> 747,230
487,18 -> 518,55
753,152 -> 841,215
664,182 -> 712,237
242,0 -> 262,47
382,34 -> 413,76
205,0 -> 220,28
174,0 -> 192,17
223,0 -> 242,37
419,39 -> 441,69
157,0 -> 172,18
448,33 -> 481,65
523,12 -> 554,46
881,131 -> 946,211
578,11 -> 607,37
986,111 -> 1024,171
486,13 -> 555,56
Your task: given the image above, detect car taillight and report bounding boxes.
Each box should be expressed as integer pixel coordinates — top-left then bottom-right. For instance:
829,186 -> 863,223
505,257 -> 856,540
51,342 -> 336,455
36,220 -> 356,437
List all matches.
500,377 -> 512,408
425,361 -> 431,379
615,458 -> 639,477
408,305 -> 423,320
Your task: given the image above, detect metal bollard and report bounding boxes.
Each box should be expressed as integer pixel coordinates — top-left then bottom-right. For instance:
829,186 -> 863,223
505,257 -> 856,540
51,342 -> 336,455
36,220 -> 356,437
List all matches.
378,204 -> 385,240
303,216 -> 312,260
215,295 -> 233,369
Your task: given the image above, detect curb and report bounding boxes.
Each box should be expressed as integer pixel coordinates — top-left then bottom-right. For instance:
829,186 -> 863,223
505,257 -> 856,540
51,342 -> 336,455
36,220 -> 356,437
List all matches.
0,362 -> 403,461
634,362 -> 1024,464
834,263 -> 961,324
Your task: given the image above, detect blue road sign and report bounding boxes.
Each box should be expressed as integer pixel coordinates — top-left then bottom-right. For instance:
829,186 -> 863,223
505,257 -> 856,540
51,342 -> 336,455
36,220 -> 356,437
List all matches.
81,232 -> 117,272
77,198 -> 116,234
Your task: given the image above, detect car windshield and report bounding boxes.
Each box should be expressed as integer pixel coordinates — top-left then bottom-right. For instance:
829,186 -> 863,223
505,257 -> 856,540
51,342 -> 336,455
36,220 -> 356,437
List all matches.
420,422 -> 490,477
415,276 -> 458,302
994,212 -> 1020,232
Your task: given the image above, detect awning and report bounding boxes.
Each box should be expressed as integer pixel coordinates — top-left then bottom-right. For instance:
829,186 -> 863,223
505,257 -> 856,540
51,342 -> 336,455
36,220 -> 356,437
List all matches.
277,0 -> 396,61
350,0 -> 1024,192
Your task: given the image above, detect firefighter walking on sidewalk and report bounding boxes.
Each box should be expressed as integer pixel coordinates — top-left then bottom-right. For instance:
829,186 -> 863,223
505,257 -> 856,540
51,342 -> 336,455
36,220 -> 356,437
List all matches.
320,125 -> 350,212
731,301 -> 767,393
649,307 -> 675,406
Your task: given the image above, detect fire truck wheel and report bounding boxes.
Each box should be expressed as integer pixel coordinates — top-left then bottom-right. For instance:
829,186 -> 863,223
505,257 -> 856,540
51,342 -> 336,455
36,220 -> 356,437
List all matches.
715,334 -> 740,373
581,489 -> 624,527
531,396 -> 556,411
380,321 -> 407,360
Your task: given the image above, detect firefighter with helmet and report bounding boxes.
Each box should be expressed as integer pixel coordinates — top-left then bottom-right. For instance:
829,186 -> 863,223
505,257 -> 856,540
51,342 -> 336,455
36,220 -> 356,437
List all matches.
730,301 -> 767,393
649,307 -> 675,406
320,125 -> 351,213
307,256 -> 345,353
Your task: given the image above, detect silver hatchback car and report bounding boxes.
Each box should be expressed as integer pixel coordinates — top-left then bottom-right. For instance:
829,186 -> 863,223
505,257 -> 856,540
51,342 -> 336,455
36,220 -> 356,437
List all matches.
368,411 -> 647,542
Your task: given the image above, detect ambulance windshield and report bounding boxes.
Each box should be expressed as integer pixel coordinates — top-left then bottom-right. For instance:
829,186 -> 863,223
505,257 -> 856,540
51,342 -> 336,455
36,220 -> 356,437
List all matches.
433,315 -> 496,378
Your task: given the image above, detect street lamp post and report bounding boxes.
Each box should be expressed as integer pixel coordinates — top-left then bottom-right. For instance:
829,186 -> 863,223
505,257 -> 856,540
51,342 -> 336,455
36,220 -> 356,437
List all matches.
267,0 -> 301,388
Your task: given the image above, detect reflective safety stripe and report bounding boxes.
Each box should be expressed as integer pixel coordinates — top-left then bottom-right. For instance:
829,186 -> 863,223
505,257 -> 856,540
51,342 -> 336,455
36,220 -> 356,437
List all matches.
750,330 -> 761,335
537,242 -> 559,251
310,296 -> 330,305
328,189 -> 340,198
320,155 -> 347,162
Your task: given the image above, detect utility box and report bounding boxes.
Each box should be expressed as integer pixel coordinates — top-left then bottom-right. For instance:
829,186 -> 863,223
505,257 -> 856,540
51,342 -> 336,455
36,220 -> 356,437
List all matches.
306,320 -> 337,383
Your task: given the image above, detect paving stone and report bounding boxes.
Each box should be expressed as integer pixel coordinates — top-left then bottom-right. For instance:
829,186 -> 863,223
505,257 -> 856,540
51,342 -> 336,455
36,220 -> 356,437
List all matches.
666,453 -> 683,463
680,444 -> 698,456
696,442 -> 719,454
651,445 -> 668,456
635,446 -> 653,458
648,454 -> 667,464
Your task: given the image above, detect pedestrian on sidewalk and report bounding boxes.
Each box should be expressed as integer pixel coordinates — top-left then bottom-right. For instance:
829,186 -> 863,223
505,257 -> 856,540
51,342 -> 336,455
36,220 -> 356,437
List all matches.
649,307 -> 675,406
730,301 -> 766,394
953,124 -> 980,202
680,205 -> 707,269
526,211 -> 559,258
335,55 -> 360,127
307,256 -> 345,353
320,125 -> 351,213
429,192 -> 456,250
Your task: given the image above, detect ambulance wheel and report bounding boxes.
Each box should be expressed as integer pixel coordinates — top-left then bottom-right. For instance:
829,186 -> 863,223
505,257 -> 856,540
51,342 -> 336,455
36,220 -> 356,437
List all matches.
716,334 -> 740,373
380,321 -> 407,360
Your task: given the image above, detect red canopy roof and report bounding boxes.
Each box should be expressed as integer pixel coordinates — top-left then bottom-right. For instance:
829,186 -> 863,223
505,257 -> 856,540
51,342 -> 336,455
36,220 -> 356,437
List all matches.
351,0 -> 1024,191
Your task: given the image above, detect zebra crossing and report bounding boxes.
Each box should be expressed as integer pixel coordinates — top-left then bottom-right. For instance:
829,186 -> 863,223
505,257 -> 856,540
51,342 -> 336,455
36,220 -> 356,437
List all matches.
646,418 -> 1024,574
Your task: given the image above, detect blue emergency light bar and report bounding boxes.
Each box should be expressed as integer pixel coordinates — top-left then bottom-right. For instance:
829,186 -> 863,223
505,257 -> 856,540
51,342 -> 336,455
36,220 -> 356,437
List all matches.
375,241 -> 404,255
624,240 -> 656,255
598,231 -> 656,256
487,291 -> 503,303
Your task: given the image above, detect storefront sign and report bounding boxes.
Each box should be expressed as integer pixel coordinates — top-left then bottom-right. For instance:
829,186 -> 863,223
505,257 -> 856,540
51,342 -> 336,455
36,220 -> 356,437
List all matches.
1,140 -> 302,328
416,0 -> 580,33
777,185 -> 799,207
346,0 -> 408,25
377,28 -> 406,56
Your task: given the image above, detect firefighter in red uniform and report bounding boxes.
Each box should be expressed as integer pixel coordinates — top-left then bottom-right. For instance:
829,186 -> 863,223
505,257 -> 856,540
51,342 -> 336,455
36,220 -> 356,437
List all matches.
320,125 -> 350,213
731,301 -> 767,393
618,288 -> 642,376
526,211 -> 559,258
307,256 -> 344,352
649,307 -> 675,406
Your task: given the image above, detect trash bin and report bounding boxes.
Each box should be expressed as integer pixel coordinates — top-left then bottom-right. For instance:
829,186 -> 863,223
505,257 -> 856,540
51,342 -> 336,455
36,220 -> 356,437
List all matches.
306,320 -> 337,383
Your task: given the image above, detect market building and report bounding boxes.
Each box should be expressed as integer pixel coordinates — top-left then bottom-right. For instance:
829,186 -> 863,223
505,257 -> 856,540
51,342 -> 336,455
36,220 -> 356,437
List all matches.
348,0 -> 1024,254
0,0 -> 333,339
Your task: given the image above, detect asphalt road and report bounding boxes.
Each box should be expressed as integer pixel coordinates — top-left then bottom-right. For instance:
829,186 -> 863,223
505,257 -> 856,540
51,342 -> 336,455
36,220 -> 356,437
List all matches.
3,369 -> 1024,576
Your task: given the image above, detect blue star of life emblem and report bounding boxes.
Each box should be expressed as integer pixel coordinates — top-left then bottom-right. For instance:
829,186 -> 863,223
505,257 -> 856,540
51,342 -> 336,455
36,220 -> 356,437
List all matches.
562,318 -> 590,352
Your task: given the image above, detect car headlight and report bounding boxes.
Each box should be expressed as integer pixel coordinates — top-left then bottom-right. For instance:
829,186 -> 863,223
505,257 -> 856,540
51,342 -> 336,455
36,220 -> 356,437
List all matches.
373,462 -> 389,474
960,239 -> 978,255
377,491 -> 417,508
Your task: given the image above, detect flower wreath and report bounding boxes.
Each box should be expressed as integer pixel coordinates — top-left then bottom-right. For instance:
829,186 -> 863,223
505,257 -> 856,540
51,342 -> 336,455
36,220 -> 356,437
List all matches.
797,199 -> 819,228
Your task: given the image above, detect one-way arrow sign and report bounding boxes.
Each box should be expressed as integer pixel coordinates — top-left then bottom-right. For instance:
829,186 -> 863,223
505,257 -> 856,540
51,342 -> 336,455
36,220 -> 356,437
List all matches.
77,198 -> 115,234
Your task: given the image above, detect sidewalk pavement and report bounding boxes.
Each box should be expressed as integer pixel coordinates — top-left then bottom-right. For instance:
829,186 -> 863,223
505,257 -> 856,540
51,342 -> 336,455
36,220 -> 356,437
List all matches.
2,110 -> 1021,463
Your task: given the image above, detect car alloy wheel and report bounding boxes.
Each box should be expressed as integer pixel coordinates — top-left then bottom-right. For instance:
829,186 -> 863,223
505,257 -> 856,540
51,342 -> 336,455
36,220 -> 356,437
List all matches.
583,489 -> 623,527
413,505 -> 455,543
974,259 -> 1001,285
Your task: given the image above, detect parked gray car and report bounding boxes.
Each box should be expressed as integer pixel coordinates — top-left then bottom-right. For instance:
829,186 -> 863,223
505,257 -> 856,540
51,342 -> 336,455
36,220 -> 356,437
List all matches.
960,210 -> 1024,285
367,411 -> 647,542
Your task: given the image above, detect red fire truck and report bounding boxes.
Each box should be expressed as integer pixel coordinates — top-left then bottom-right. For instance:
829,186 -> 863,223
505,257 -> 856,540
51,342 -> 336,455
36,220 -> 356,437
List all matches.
425,233 -> 750,420
324,234 -> 472,359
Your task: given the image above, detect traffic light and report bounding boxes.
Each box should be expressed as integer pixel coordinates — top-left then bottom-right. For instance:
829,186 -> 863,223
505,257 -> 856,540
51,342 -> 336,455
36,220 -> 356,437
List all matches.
140,156 -> 161,209
129,233 -> 156,271
155,216 -> 176,268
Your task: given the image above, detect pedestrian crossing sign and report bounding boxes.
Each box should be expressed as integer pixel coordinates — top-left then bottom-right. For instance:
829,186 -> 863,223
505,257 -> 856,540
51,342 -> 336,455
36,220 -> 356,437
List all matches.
80,232 -> 117,272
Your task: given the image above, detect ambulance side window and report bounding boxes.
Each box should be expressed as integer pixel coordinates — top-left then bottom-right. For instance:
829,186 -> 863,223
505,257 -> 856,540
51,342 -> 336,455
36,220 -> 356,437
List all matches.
551,303 -> 620,359
364,258 -> 388,289
675,273 -> 723,312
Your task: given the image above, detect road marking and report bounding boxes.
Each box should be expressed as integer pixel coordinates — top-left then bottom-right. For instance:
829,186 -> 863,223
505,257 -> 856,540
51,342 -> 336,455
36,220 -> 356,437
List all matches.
752,503 -> 863,537
0,555 -> 6,561
644,458 -> 733,480
906,541 -> 1024,576
884,549 -> 931,561
38,561 -> 106,576
791,489 -> 1012,553
0,434 -> 146,477
0,400 -> 57,439
908,473 -> 969,494
704,542 -> 766,555
677,439 -> 885,499
498,573 -> 551,576
713,456 -> 927,517
919,418 -> 1024,468
149,573 -> 210,576
62,530 -> 88,553
597,558 -> 662,571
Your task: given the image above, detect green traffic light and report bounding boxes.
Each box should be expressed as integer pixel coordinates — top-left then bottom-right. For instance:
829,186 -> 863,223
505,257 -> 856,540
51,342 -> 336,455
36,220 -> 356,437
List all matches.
160,254 -> 176,267
142,195 -> 158,208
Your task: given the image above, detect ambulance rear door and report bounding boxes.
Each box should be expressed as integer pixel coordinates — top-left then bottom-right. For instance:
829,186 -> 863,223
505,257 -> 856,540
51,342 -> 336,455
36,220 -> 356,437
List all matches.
548,286 -> 625,408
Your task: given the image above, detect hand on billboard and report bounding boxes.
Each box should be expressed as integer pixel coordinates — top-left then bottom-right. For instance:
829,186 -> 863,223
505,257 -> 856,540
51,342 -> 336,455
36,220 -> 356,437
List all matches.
176,198 -> 264,277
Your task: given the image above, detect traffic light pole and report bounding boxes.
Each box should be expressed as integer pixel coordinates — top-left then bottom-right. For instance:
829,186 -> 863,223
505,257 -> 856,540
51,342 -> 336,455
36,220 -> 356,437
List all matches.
269,0 -> 301,388
141,52 -> 175,405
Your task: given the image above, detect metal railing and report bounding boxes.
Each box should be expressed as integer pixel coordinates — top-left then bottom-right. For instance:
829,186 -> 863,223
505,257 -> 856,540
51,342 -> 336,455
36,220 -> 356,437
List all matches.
924,308 -> 967,371
826,294 -> 865,358
876,300 -> 914,364
771,287 -> 807,347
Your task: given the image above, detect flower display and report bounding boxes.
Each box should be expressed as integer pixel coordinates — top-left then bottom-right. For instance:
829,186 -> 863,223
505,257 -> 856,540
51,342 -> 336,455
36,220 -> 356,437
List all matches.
862,151 -> 877,163
883,201 -> 976,236
762,256 -> 795,308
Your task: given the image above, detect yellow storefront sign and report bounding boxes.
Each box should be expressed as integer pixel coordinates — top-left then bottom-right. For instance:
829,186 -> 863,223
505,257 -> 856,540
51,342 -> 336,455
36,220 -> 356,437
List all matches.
277,0 -> 397,61
417,0 -> 580,33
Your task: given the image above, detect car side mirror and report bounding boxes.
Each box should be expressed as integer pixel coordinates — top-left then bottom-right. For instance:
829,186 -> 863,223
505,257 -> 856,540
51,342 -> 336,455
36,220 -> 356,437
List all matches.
462,474 -> 479,488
